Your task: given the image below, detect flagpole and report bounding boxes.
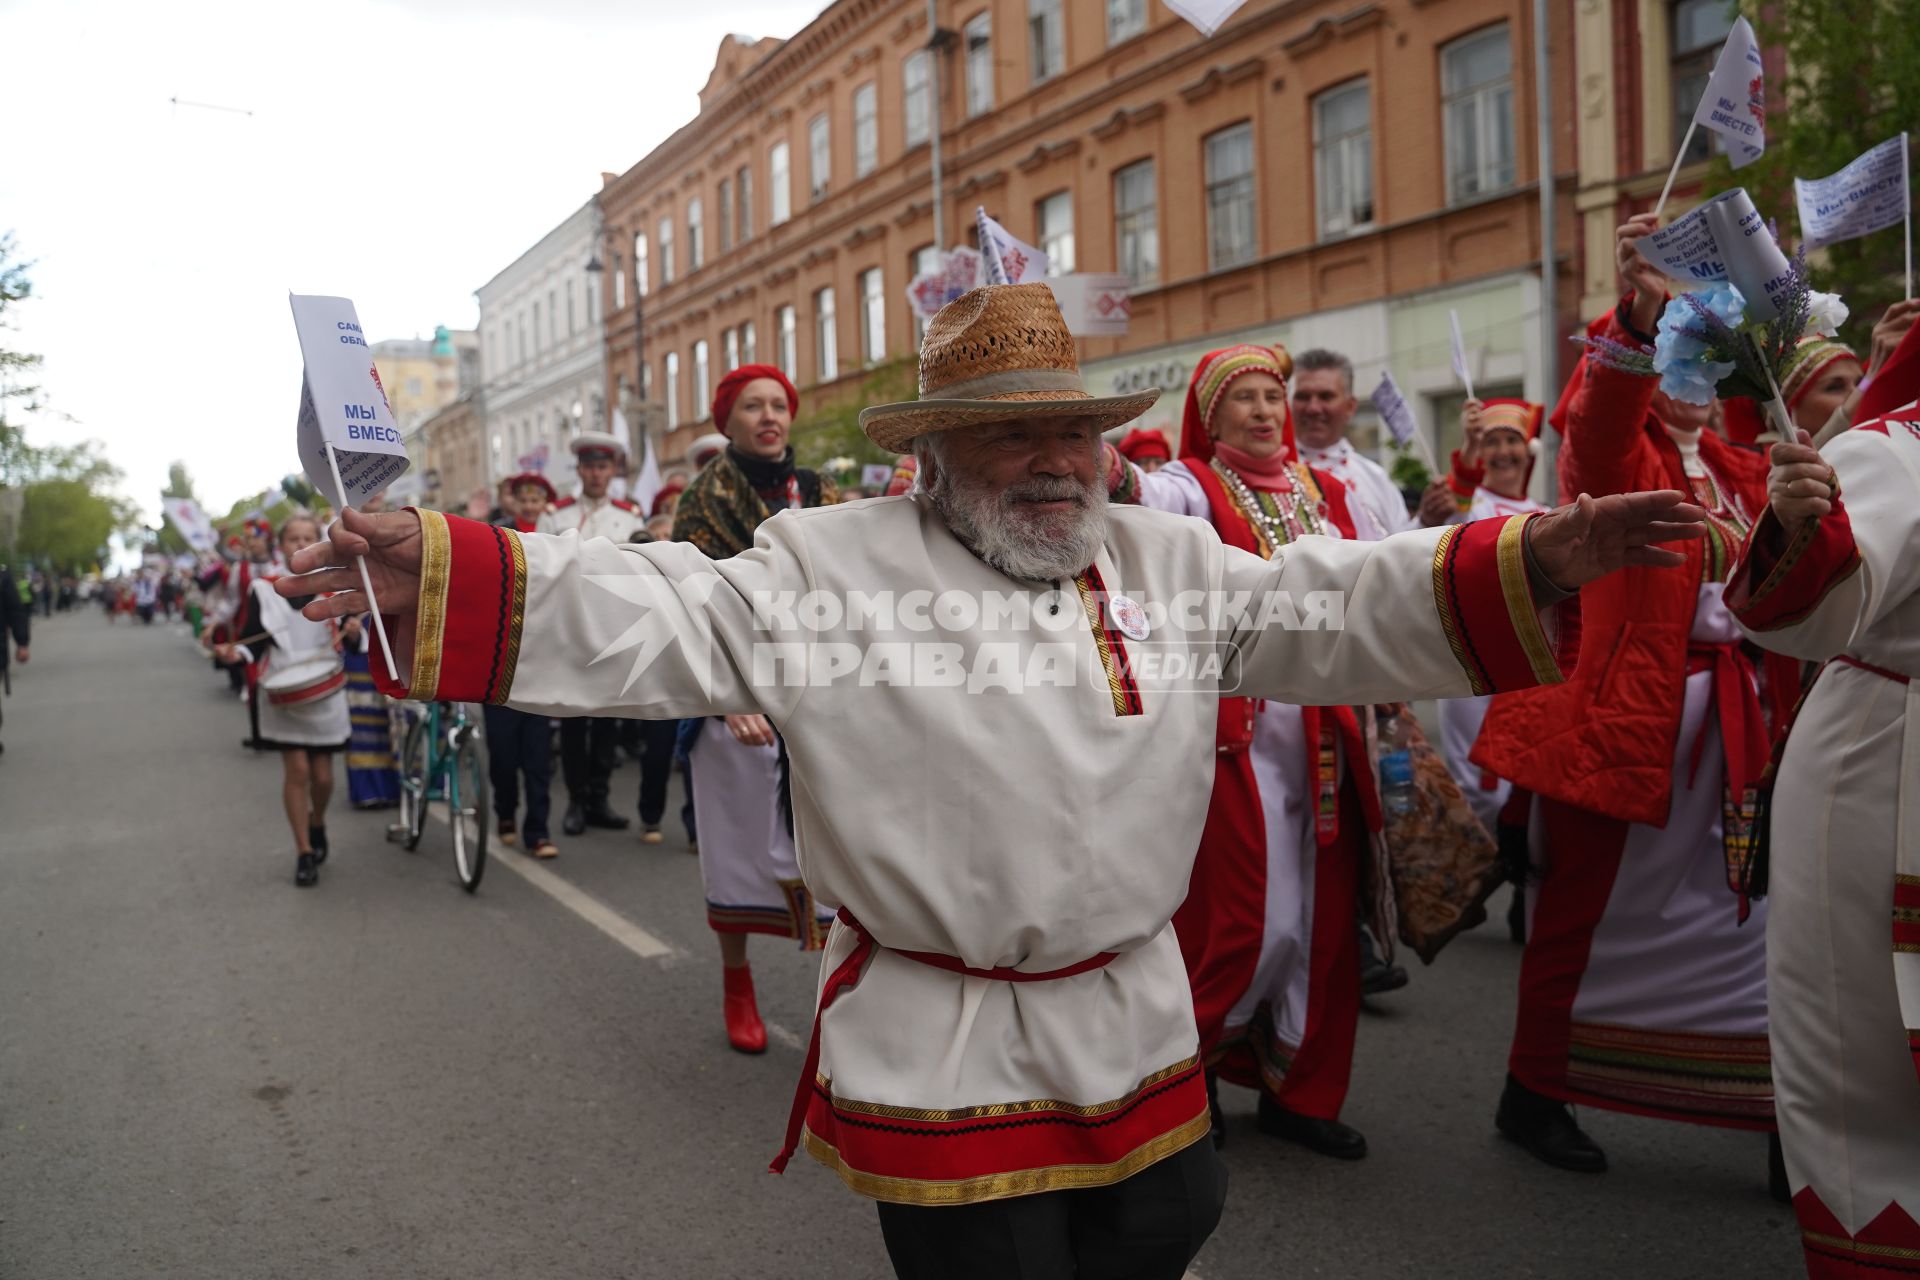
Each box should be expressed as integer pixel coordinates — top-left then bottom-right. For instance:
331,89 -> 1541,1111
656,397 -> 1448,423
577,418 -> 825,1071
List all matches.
325,442 -> 399,683
1653,122 -> 1697,222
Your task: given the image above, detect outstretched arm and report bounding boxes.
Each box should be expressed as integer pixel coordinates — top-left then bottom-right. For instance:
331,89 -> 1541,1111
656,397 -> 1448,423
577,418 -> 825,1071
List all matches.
278,507 -> 813,721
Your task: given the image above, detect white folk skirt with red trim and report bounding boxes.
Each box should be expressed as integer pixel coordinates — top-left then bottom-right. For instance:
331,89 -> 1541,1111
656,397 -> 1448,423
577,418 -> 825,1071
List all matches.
688,723 -> 833,946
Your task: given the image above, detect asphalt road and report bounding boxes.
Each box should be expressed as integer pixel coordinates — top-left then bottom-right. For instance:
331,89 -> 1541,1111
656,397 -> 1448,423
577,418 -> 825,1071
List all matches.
0,612 -> 1802,1278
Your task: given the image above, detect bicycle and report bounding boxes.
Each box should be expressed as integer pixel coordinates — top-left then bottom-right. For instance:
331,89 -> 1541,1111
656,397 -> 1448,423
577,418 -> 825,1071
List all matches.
391,700 -> 488,892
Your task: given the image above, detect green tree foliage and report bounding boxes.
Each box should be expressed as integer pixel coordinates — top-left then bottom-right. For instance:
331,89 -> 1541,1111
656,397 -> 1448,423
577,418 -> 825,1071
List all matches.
1714,0 -> 1920,351
16,478 -> 132,573
790,359 -> 916,486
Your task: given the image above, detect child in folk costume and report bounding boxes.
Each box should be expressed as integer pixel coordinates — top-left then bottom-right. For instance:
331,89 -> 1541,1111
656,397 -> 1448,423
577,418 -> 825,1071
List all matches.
1728,396 -> 1920,1276
1110,344 -> 1382,1160
1434,398 -> 1550,834
482,474 -> 560,859
215,514 -> 353,887
672,364 -> 838,1054
1473,215 -> 1792,1184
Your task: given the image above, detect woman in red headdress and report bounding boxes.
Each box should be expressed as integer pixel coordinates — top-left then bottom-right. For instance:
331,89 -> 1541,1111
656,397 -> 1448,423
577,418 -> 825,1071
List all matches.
1108,343 -> 1381,1160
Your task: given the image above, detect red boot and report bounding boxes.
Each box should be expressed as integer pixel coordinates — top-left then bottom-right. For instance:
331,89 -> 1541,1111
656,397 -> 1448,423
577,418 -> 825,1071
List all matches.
723,963 -> 768,1055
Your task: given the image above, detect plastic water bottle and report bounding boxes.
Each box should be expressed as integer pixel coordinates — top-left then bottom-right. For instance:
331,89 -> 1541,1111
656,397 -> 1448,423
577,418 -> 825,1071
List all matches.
1379,749 -> 1416,818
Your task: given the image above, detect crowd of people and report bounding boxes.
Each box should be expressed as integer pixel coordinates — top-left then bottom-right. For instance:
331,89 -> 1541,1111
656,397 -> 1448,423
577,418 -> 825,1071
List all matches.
118,206 -> 1912,1278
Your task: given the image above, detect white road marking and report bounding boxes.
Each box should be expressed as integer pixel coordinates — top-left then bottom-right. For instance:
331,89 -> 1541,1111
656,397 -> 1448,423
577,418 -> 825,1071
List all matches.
764,1020 -> 805,1052
428,802 -> 678,960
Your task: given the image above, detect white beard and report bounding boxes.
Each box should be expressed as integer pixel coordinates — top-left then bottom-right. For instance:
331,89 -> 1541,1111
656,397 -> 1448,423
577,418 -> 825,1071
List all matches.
927,463 -> 1109,583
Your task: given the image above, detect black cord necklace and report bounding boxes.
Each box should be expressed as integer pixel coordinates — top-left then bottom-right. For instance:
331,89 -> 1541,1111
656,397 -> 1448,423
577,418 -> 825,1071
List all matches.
1049,579 -> 1061,615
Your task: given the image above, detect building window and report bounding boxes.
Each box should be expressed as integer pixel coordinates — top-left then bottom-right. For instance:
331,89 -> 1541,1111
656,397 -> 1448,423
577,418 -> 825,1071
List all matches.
566,279 -> 576,337
741,320 -> 757,366
1036,191 -> 1075,276
736,165 -> 753,243
904,52 -> 931,149
1029,0 -> 1064,83
718,178 -> 733,253
1672,0 -> 1735,166
809,113 -> 831,201
1106,0 -> 1145,44
612,257 -> 625,311
1205,122 -> 1257,269
665,352 -> 681,428
1443,25 -> 1516,203
687,198 -> 705,270
965,14 -> 993,117
517,311 -> 528,362
814,287 -> 838,381
859,267 -> 886,364
693,339 -> 711,419
1114,159 -> 1159,288
641,362 -> 652,405
854,83 -> 879,178
635,231 -> 649,298
531,301 -> 541,352
910,244 -> 940,344
658,216 -> 675,285
723,327 -> 739,373
777,305 -> 798,380
770,141 -> 792,225
406,377 -> 422,397
1313,80 -> 1374,239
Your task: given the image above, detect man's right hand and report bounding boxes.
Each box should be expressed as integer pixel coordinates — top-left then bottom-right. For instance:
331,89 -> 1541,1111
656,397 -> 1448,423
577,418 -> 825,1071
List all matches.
276,507 -> 424,622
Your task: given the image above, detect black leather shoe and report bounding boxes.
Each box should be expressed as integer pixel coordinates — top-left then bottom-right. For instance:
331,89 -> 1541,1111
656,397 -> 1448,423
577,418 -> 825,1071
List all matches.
295,852 -> 319,887
1768,1132 -> 1791,1204
1496,1074 -> 1607,1172
582,803 -> 631,831
562,805 -> 587,836
1207,1072 -> 1226,1150
1256,1094 -> 1368,1159
308,824 -> 329,865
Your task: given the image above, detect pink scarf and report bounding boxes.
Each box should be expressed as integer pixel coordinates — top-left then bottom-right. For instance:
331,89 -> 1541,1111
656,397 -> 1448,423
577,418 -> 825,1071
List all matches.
1213,440 -> 1295,490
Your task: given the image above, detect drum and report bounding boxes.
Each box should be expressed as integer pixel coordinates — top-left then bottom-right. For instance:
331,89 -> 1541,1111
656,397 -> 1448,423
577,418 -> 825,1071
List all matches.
262,653 -> 346,706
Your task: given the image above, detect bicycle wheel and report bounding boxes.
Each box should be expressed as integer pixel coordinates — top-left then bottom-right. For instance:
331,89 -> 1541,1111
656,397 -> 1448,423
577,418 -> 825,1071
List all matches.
398,714 -> 430,852
447,729 -> 489,893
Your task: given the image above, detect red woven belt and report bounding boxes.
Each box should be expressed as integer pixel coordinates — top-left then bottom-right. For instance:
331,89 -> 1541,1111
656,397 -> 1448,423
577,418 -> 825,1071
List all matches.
768,907 -> 1119,1173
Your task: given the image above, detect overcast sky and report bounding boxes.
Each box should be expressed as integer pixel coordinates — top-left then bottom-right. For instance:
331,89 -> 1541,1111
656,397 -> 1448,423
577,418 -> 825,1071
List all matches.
1,0 -> 824,527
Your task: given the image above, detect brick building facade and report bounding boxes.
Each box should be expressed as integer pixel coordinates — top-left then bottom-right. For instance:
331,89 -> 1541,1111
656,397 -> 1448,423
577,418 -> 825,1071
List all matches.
596,0 -> 1579,470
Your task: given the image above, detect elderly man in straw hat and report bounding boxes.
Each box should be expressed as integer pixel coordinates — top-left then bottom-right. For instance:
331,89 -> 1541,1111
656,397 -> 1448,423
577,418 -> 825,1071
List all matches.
279,284 -> 1705,1277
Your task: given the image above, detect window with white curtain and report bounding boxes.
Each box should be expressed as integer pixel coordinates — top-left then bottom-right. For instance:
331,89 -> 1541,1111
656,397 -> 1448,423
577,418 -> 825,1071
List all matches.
1113,160 -> 1158,287
814,287 -> 838,381
741,320 -> 757,366
693,340 -> 711,420
1443,25 -> 1516,203
809,114 -> 831,201
723,327 -> 739,373
687,197 -> 705,270
658,216 -> 675,285
904,52 -> 931,148
860,267 -> 886,364
770,141 -> 792,225
634,231 -> 649,297
1035,191 -> 1075,276
1313,80 -> 1374,239
664,352 -> 681,428
1205,122 -> 1257,269
736,166 -> 753,244
1106,0 -> 1145,44
777,305 -> 797,380
854,84 -> 878,178
911,244 -> 940,343
965,14 -> 993,117
1028,0 -> 1063,83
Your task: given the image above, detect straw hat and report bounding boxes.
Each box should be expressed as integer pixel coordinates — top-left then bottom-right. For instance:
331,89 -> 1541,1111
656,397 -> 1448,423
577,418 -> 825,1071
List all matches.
859,283 -> 1160,453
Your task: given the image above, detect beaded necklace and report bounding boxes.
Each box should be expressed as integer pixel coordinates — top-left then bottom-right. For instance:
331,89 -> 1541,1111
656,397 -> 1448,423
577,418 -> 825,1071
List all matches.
1211,457 -> 1328,558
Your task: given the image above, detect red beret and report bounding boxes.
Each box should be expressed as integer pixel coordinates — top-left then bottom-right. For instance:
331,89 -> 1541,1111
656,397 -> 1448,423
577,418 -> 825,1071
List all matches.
650,475 -> 687,518
1117,428 -> 1171,463
713,363 -> 800,432
507,472 -> 557,501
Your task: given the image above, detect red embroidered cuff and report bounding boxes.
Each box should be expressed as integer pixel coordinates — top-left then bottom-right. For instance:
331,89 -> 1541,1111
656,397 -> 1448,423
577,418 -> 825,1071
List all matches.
1726,502 -> 1862,632
1430,513 -> 1563,695
374,510 -> 527,703
1447,450 -> 1483,504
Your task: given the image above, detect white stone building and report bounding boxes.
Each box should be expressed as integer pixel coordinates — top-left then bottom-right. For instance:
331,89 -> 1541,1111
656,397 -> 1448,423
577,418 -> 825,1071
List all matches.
476,198 -> 608,485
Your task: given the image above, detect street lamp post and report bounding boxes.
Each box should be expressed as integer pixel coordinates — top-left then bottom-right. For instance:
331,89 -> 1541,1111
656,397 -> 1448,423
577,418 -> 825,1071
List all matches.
585,227 -> 647,465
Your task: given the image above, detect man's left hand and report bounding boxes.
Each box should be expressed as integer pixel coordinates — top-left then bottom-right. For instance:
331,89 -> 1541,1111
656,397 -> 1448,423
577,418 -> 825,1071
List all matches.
1525,490 -> 1707,592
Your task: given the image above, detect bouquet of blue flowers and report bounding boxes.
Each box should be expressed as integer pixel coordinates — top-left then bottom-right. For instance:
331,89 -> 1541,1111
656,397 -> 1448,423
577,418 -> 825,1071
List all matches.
1580,248 -> 1849,432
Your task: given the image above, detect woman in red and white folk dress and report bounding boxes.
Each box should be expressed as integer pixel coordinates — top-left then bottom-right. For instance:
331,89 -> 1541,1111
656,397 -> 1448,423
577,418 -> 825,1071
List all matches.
1473,215 -> 1792,1184
1728,403 -> 1920,1277
1435,398 -> 1550,833
1116,343 -> 1384,1160
215,514 -> 352,887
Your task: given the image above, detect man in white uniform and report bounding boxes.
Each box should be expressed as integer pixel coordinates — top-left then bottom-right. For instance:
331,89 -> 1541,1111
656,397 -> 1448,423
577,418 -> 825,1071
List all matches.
279,285 -> 1704,1278
539,431 -> 645,834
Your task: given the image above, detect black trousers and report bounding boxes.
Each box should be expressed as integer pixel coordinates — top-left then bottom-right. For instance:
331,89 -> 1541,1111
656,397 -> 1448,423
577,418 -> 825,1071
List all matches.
635,718 -> 680,826
559,716 -> 617,808
484,705 -> 554,843
875,1138 -> 1225,1280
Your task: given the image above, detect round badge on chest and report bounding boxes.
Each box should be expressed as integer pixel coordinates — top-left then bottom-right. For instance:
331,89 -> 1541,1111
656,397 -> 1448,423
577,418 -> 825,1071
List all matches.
1108,594 -> 1150,642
